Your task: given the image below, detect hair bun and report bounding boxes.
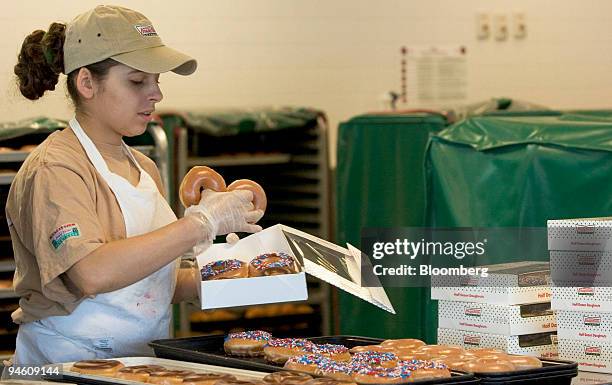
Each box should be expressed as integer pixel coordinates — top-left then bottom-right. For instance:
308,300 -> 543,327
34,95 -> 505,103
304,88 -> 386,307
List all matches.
14,22 -> 66,100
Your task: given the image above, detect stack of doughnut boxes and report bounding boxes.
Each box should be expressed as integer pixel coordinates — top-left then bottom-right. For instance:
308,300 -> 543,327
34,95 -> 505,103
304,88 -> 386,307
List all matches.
548,217 -> 612,373
432,261 -> 558,358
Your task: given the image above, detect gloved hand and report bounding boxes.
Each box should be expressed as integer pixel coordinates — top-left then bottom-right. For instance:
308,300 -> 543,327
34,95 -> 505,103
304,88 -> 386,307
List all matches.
184,189 -> 263,254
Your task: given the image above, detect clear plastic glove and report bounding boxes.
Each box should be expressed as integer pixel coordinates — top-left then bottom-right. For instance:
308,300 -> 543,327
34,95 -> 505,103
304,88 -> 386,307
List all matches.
184,189 -> 263,254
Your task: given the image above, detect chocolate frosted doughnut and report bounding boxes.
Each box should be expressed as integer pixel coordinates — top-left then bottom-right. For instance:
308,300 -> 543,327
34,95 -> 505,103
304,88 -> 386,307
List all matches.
70,360 -> 124,376
201,259 -> 248,281
183,373 -> 237,385
263,371 -> 313,384
148,370 -> 196,385
180,166 -> 226,208
116,365 -> 166,382
249,253 -> 298,277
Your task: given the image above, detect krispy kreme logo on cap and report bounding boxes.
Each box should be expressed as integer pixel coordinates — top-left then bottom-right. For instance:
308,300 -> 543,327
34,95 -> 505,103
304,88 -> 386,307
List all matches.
576,226 -> 595,234
584,316 -> 601,326
585,346 -> 602,356
463,335 -> 481,346
135,24 -> 158,36
578,287 -> 595,296
464,307 -> 482,317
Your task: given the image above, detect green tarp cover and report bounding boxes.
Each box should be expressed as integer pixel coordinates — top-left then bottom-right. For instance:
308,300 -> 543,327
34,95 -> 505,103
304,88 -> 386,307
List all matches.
162,107 -> 323,136
0,117 -> 67,140
335,113 -> 447,342
427,115 -> 612,230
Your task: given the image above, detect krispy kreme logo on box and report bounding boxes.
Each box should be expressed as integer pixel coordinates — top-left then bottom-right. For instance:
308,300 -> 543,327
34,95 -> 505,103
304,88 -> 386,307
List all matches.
576,226 -> 595,234
463,335 -> 481,346
464,307 -> 482,317
577,255 -> 597,266
578,287 -> 595,296
585,346 -> 602,356
584,316 -> 601,326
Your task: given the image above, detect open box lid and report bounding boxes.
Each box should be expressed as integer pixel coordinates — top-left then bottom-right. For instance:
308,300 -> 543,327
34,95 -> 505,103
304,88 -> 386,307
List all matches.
198,224 -> 395,314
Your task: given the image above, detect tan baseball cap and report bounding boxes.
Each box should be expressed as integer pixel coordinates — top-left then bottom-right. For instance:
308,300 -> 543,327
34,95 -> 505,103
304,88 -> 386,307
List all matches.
63,5 -> 197,75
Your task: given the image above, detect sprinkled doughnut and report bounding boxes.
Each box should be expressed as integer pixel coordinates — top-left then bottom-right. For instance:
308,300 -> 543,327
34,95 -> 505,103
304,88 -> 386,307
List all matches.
201,259 -> 248,281
351,352 -> 398,368
314,359 -> 353,382
224,330 -> 272,357
264,338 -> 314,364
284,354 -> 329,375
306,344 -> 351,362
249,253 -> 298,277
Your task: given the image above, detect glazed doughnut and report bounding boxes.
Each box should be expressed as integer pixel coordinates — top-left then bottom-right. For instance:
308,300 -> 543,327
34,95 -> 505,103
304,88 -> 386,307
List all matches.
180,166 -> 226,208
249,252 -> 298,277
148,370 -> 196,385
264,371 -> 313,384
307,344 -> 351,362
19,144 -> 37,152
380,339 -> 425,351
434,345 -> 466,357
224,330 -> 272,357
227,179 -> 267,212
462,357 -> 516,373
348,345 -> 395,354
468,347 -> 506,358
182,373 -> 237,385
115,365 -> 165,382
505,355 -> 542,370
70,360 -> 124,376
201,259 -> 248,280
284,354 -> 328,375
431,356 -> 469,371
264,338 -> 314,364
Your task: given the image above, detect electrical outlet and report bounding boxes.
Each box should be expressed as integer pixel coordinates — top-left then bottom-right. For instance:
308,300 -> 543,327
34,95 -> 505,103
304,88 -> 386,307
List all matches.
476,12 -> 490,40
513,12 -> 527,39
493,14 -> 508,41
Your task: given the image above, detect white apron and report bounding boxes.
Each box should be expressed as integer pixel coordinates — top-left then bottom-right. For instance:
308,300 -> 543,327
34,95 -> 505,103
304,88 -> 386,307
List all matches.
13,118 -> 179,365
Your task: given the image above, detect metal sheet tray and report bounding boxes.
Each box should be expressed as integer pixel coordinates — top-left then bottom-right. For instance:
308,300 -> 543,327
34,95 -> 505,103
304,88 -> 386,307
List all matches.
47,356 -> 269,385
150,335 -> 477,384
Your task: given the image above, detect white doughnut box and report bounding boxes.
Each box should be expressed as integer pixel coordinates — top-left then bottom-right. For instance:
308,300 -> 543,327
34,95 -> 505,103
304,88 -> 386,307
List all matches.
548,217 -> 612,252
196,224 -> 395,312
558,338 -> 612,374
431,261 -> 551,305
551,286 -> 612,313
438,300 -> 556,335
557,310 -> 612,344
549,250 -> 612,287
437,327 -> 559,358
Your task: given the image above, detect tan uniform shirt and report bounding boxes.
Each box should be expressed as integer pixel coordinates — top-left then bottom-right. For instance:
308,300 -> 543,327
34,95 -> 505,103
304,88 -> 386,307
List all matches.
5,128 -> 165,324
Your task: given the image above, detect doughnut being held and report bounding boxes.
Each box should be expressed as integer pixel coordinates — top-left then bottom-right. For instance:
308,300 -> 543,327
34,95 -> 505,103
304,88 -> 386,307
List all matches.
180,166 -> 226,208
227,179 -> 267,212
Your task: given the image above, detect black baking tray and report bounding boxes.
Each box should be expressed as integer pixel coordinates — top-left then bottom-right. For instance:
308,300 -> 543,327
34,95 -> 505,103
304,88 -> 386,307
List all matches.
470,359 -> 577,385
150,334 -> 477,384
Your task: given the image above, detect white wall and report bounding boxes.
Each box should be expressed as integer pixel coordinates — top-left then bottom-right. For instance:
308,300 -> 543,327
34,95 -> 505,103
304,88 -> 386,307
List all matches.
2,0 -> 612,166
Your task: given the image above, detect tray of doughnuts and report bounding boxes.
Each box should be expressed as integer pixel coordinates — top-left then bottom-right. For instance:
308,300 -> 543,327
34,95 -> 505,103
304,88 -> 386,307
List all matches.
150,333 -> 578,385
150,333 -> 478,384
52,356 -> 270,385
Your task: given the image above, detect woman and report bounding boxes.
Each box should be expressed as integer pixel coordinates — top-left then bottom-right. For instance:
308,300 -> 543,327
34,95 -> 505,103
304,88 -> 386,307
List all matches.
7,5 -> 263,364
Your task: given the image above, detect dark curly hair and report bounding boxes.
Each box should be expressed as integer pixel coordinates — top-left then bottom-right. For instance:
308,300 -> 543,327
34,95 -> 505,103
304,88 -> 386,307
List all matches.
14,22 -> 118,106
